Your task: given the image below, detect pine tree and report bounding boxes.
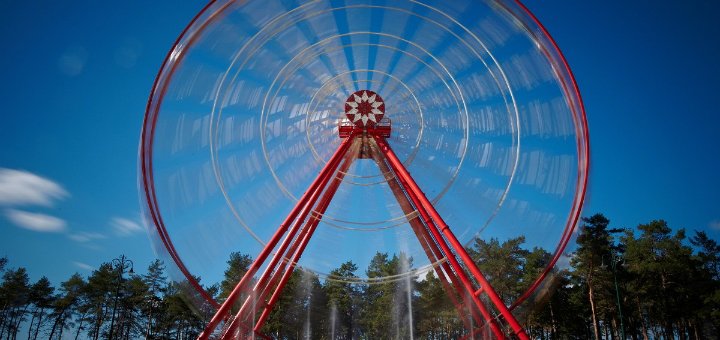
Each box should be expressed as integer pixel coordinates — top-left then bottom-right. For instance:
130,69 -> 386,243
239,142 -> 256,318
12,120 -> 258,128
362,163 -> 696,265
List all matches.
470,236 -> 529,303
0,267 -> 31,339
26,276 -> 55,340
690,230 -> 720,335
142,260 -> 166,339
572,213 -> 614,340
415,271 -> 463,339
218,252 -> 252,312
623,221 -> 706,338
358,252 -> 415,338
82,263 -> 115,340
48,273 -> 85,340
324,261 -> 359,339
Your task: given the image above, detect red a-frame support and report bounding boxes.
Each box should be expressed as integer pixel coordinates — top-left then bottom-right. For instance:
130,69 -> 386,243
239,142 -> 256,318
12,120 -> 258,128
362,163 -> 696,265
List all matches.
198,91 -> 529,339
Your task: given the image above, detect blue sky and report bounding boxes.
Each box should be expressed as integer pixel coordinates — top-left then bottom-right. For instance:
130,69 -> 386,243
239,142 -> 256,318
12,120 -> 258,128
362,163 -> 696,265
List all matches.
1,0 -> 719,289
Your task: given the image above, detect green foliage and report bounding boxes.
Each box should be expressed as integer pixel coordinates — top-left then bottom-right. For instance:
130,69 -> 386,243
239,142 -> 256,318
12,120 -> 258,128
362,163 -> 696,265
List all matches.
416,271 -> 463,339
263,269 -> 328,339
1,214 -> 719,338
0,267 -> 30,338
325,261 -> 359,339
358,252 -> 416,339
218,251 -> 252,313
47,273 -> 85,339
27,276 -> 55,340
470,236 -> 529,303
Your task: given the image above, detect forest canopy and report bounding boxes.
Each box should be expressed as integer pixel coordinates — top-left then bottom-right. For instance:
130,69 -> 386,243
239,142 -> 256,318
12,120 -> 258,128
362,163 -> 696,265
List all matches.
1,213 -> 718,339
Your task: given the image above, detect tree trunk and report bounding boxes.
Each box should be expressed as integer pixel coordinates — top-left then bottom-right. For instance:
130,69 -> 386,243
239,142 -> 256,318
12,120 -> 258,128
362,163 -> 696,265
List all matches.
31,309 -> 44,340
92,315 -> 101,340
13,306 -> 29,340
549,301 -> 557,338
74,317 -> 85,340
611,318 -> 618,340
145,309 -> 152,340
26,311 -> 36,340
588,282 -> 601,340
57,316 -> 66,340
48,306 -> 67,340
0,309 -> 6,340
664,321 -> 674,340
678,319 -> 687,340
636,298 -> 648,340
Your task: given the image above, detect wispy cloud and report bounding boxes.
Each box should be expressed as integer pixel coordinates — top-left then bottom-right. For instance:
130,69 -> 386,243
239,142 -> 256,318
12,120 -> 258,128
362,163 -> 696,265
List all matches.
68,231 -> 106,243
111,217 -> 143,236
710,220 -> 720,231
73,261 -> 94,271
0,169 -> 69,232
0,168 -> 69,207
5,209 -> 66,232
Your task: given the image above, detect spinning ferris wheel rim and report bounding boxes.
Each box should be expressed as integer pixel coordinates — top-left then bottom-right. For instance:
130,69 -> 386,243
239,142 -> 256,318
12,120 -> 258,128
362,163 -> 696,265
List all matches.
210,2 -> 521,236
140,0 -> 589,312
499,0 -> 589,310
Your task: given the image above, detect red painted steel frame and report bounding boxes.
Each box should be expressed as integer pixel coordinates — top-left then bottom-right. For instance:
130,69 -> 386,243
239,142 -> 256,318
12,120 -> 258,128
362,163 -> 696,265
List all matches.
253,151 -> 356,331
227,143 -> 359,333
200,131 -> 529,339
372,139 -> 505,338
370,143 -> 477,331
199,135 -> 354,339
373,136 -> 529,340
231,143 -> 358,337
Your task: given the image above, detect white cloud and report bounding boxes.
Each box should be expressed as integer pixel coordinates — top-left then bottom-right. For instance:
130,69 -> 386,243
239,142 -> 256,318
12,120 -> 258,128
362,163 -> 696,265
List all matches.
710,220 -> 720,231
68,232 -> 106,243
111,217 -> 143,236
0,168 -> 69,207
5,209 -> 66,232
73,261 -> 94,271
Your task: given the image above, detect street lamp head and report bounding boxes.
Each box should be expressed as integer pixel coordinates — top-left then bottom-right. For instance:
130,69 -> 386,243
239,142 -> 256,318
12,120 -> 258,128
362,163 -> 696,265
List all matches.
129,267 -> 135,274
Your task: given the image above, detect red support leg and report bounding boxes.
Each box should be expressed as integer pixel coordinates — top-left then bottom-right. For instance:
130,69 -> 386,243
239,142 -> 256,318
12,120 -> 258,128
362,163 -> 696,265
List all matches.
222,137 -> 359,338
229,140 -> 359,331
252,150 -> 356,332
393,170 -> 506,339
201,107 -> 529,339
220,136 -> 357,338
199,134 -> 356,340
369,139 -> 504,338
370,144 -> 477,331
373,135 -> 529,340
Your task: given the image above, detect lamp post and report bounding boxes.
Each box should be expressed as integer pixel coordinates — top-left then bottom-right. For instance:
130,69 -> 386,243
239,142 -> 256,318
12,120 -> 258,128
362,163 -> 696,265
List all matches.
108,255 -> 134,340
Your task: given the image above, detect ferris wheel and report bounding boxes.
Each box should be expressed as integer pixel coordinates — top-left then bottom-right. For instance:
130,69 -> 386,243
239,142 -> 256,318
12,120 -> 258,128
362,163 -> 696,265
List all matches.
141,0 -> 589,338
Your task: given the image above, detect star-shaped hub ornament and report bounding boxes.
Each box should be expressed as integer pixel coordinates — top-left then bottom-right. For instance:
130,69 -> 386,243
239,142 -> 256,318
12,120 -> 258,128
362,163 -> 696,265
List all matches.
345,90 -> 385,127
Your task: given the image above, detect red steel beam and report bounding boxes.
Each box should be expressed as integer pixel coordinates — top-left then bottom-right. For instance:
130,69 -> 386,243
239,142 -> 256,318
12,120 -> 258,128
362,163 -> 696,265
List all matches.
252,146 -> 356,332
199,134 -> 355,339
373,136 -> 508,338
397,173 -> 504,338
369,143 -> 476,331
373,135 -> 529,339
373,137 -> 504,338
220,135 -> 356,338
229,139 -> 360,331
247,139 -> 361,320
204,130 -> 528,339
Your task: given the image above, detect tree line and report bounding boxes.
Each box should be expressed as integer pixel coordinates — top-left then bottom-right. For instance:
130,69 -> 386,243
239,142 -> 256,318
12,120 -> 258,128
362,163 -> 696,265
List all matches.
0,213 -> 718,339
